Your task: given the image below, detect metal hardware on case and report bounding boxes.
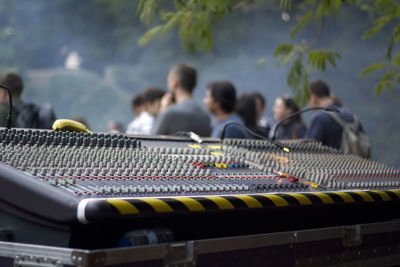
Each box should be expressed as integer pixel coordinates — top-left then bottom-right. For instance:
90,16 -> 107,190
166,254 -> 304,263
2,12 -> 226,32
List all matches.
165,241 -> 196,267
342,225 -> 362,247
14,255 -> 63,267
71,251 -> 106,267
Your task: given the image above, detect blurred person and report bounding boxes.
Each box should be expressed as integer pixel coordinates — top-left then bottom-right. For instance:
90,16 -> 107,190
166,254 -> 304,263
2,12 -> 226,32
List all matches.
72,116 -> 90,129
271,94 -> 307,140
0,72 -> 24,127
307,80 -> 364,149
236,93 -> 269,137
203,81 -> 248,139
125,92 -> 144,134
152,63 -> 211,136
108,120 -> 125,134
132,93 -> 144,117
253,92 -> 273,130
0,71 -> 56,128
126,87 -> 165,135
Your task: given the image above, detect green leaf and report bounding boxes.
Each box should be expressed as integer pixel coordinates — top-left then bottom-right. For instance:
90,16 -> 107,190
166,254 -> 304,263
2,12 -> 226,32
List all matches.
321,0 -> 332,14
137,0 -> 146,15
359,62 -> 387,77
391,54 -> 400,66
376,0 -> 399,15
279,53 -> 294,67
175,0 -> 186,9
274,44 -> 294,57
280,0 -> 293,12
290,11 -> 312,39
386,34 -> 394,60
375,70 -> 395,96
393,25 -> 400,42
287,57 -> 303,89
161,12 -> 184,36
362,15 -> 392,39
314,0 -> 335,21
137,0 -> 157,25
256,58 -> 266,69
307,50 -> 340,71
138,25 -> 163,47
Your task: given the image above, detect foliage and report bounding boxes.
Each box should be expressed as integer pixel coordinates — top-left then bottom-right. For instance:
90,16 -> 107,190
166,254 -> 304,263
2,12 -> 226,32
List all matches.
136,0 -> 254,54
137,0 -> 400,104
359,0 -> 400,96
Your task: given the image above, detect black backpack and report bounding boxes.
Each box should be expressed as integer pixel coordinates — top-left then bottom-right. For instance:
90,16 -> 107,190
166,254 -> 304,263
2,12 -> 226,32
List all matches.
14,102 -> 56,129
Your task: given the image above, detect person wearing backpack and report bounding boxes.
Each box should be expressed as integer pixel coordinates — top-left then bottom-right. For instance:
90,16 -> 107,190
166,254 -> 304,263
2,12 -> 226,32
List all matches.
307,80 -> 370,158
0,71 -> 56,129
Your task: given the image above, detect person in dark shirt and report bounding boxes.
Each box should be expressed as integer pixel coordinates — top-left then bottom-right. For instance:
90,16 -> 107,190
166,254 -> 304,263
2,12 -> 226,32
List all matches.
271,94 -> 306,140
203,81 -> 249,139
236,93 -> 269,138
307,80 -> 363,149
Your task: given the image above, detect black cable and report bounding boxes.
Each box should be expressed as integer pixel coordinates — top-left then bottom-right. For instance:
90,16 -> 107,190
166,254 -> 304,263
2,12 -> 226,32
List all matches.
0,84 -> 13,129
220,107 -> 339,152
173,131 -> 189,137
220,121 -> 291,152
270,107 -> 339,142
220,121 -> 267,140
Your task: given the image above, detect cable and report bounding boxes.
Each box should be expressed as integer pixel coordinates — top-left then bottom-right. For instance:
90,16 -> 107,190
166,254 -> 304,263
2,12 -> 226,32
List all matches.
0,85 -> 13,129
220,122 -> 266,140
270,107 -> 339,142
220,121 -> 291,152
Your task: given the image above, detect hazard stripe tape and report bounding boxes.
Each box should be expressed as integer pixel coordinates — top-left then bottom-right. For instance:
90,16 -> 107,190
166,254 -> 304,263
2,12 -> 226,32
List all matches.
99,190 -> 400,217
107,199 -> 139,215
311,193 -> 334,204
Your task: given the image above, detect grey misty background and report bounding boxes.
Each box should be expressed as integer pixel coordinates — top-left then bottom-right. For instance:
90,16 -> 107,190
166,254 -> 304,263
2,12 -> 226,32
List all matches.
0,1 -> 399,167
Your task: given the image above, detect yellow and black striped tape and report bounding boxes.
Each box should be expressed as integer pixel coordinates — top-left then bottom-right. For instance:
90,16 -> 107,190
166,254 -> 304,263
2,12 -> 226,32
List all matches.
104,189 -> 400,216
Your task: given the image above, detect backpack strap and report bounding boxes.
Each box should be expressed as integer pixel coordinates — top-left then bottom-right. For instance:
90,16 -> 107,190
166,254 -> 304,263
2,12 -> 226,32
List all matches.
325,110 -> 359,130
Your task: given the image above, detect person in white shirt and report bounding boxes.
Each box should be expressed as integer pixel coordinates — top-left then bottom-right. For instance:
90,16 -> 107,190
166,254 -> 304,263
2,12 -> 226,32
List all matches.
126,87 -> 165,135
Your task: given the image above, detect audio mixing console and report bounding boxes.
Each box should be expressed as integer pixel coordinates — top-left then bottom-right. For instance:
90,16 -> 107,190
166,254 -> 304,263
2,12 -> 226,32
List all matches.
0,128 -> 399,249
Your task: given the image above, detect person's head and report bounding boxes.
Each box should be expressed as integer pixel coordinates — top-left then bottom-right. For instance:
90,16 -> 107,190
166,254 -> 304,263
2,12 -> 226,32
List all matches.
309,79 -> 331,108
252,92 -> 266,121
236,93 -> 257,127
142,87 -> 165,116
167,63 -> 197,95
273,94 -> 301,122
203,80 -> 236,116
132,93 -> 144,116
0,72 -> 23,103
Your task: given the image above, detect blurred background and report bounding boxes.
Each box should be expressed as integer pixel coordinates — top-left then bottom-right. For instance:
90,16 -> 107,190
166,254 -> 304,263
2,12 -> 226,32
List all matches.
0,0 -> 399,167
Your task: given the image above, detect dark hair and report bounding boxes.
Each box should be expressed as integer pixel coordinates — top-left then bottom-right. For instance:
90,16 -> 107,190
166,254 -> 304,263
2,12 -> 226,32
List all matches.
309,80 -> 330,98
207,80 -> 236,113
132,93 -> 144,109
0,72 -> 23,96
236,93 -> 257,127
142,87 -> 165,103
279,95 -> 302,122
252,92 -> 265,108
172,63 -> 196,93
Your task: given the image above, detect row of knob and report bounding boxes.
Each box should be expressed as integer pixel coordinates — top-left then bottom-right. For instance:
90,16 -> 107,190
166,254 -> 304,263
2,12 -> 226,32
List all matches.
0,128 -> 140,148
